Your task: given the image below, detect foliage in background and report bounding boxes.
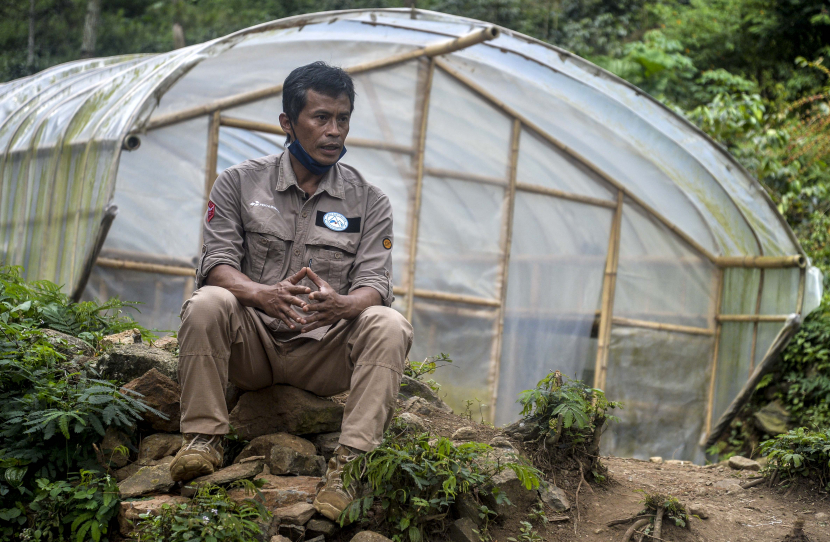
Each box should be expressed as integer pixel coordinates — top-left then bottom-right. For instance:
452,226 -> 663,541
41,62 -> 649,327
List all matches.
403,353 -> 453,392
340,421 -> 541,542
758,427 -> 830,490
0,266 -> 154,540
131,481 -> 269,542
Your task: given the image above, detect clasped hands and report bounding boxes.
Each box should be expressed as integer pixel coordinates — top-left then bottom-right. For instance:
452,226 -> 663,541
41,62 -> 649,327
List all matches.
255,267 -> 352,333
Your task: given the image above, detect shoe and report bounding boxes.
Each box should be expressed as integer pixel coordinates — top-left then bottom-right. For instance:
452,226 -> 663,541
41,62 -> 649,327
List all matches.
169,433 -> 224,482
313,445 -> 362,521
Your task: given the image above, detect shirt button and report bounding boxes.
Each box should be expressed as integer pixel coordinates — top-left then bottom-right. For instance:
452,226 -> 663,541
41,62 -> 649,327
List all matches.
302,211 -> 308,218
294,248 -> 300,256
335,253 -> 342,259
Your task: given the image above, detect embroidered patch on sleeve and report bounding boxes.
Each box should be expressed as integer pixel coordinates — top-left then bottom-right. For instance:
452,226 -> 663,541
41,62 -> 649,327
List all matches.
382,237 -> 393,250
207,200 -> 215,222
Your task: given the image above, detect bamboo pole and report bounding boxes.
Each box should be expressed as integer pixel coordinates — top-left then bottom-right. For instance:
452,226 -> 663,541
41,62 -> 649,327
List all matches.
205,111 -> 221,198
704,268 -> 725,438
749,269 -> 765,372
516,182 -> 618,209
593,190 -> 624,391
96,257 -> 196,276
714,255 -> 806,269
716,314 -> 790,322
219,116 -> 415,154
424,167 -> 507,186
145,26 -> 499,132
797,266 -> 806,314
405,59 -> 435,323
488,118 -> 521,421
434,58 -> 719,264
611,317 -> 714,336
410,288 -> 501,307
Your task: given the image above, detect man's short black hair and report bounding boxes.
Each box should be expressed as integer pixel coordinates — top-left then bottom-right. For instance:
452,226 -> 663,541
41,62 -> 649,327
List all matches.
282,61 -> 356,127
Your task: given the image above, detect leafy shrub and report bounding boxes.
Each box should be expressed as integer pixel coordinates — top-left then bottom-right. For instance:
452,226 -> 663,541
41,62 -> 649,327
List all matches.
759,427 -> 830,489
340,423 -> 541,542
403,353 -> 453,392
131,482 -> 270,542
637,491 -> 690,528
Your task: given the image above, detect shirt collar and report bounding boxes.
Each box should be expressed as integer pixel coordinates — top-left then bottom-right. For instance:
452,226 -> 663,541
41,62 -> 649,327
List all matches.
276,150 -> 345,200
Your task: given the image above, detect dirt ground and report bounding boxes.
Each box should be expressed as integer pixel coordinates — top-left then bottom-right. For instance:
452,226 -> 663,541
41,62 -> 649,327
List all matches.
532,457 -> 830,542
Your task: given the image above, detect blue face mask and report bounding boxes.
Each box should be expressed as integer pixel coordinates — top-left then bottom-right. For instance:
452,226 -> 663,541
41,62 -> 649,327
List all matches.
288,138 -> 347,176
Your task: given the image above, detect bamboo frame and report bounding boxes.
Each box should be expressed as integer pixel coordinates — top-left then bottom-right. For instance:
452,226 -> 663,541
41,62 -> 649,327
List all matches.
144,26 -> 499,132
714,255 -> 806,269
611,317 -> 714,336
488,118 -> 522,420
424,167 -> 507,187
593,190 -> 624,391
516,182 -> 618,209
797,266 -> 806,313
404,59 -> 436,323
705,269 -> 725,437
219,116 -> 415,154
96,257 -> 196,277
433,58 -> 719,265
749,269 -> 765,372
716,314 -> 790,322
409,288 -> 501,307
205,111 -> 221,197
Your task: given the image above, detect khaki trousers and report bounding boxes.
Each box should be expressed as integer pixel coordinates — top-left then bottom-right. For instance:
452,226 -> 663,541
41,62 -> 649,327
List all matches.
178,286 -> 413,452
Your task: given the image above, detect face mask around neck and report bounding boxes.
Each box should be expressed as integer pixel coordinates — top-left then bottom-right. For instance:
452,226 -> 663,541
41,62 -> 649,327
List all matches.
288,138 -> 347,176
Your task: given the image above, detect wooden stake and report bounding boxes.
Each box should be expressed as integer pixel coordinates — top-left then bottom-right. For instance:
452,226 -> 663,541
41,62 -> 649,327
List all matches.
205,111 -> 221,200
516,182 -> 617,208
95,257 -> 196,277
593,190 -> 624,391
611,317 -> 714,336
405,59 -> 435,323
716,314 -> 789,322
749,269 -> 765,372
488,118 -> 521,421
714,255 -> 806,269
704,268 -> 725,437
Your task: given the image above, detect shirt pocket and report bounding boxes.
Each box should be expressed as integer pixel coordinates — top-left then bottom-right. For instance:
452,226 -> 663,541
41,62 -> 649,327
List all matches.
305,245 -> 356,295
242,231 -> 291,284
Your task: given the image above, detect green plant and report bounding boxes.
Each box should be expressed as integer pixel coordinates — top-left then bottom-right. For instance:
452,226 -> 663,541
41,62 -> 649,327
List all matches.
506,520 -> 543,542
131,481 -> 269,542
404,353 -> 453,392
759,427 -> 830,489
526,501 -> 548,525
11,470 -> 119,542
340,423 -> 541,542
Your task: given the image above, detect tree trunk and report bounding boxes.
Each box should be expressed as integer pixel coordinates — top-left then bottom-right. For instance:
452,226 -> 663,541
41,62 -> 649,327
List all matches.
27,0 -> 35,67
80,0 -> 101,58
172,0 -> 185,49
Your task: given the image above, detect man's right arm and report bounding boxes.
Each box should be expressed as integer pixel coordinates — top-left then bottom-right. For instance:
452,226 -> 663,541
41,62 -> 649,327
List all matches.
206,265 -> 311,330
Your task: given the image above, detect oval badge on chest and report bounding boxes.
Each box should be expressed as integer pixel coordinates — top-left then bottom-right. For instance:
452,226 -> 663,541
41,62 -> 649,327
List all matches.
322,212 -> 349,232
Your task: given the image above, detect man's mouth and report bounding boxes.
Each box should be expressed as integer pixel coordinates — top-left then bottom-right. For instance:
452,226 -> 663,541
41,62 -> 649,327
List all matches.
319,143 -> 341,156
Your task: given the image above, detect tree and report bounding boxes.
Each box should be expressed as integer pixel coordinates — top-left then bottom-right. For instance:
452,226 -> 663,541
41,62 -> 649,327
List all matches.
80,0 -> 101,58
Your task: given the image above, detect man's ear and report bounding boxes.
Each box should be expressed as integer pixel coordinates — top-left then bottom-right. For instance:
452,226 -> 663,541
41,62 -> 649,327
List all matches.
278,112 -> 293,142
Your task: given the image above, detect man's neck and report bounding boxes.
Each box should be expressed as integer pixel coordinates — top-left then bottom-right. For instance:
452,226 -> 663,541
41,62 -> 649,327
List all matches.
288,150 -> 324,197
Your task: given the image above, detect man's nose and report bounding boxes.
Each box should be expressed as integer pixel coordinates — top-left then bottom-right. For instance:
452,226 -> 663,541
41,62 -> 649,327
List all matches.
325,118 -> 341,137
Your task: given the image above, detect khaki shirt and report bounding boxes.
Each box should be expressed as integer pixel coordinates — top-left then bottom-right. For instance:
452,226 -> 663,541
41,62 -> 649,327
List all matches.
197,151 -> 394,339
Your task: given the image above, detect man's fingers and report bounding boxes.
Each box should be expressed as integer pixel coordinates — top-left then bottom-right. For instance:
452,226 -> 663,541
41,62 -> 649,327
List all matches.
284,295 -> 307,307
285,285 -> 312,295
306,267 -> 326,288
286,267 -> 308,285
308,290 -> 329,302
276,309 -> 298,330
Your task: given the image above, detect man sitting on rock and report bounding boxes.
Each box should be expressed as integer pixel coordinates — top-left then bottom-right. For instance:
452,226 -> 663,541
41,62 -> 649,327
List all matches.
169,61 -> 413,521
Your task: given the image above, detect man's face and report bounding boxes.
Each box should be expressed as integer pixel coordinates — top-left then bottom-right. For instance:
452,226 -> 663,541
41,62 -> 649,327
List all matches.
283,89 -> 351,166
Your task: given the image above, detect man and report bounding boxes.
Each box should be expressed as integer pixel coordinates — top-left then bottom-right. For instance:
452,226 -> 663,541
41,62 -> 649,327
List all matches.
169,61 -> 413,521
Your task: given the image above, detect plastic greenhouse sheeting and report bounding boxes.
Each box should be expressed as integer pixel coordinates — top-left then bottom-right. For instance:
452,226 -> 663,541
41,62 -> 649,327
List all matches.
0,8 -> 823,461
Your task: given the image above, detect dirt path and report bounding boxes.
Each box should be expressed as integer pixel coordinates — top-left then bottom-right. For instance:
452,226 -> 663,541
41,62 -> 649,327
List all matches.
541,457 -> 830,542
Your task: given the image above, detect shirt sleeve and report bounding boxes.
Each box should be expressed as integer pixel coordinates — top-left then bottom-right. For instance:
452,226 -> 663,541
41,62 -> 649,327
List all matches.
348,188 -> 394,307
196,169 -> 244,288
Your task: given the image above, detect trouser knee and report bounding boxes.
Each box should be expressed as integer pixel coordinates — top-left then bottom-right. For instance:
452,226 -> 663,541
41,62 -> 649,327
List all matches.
353,306 -> 413,371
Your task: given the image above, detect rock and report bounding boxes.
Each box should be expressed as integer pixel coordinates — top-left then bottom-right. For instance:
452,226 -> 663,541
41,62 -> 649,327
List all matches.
306,536 -> 325,542
226,382 -> 243,412
397,412 -> 429,433
118,464 -> 175,498
93,343 -> 178,383
269,445 -> 326,477
152,336 -> 178,351
402,396 -> 433,416
351,532 -> 394,542
273,502 -> 316,525
230,474 -> 321,509
182,460 -> 265,496
689,504 -> 710,519
235,433 -> 317,464
115,456 -> 174,482
650,457 -> 663,464
42,329 -> 94,357
138,433 -> 181,462
502,419 -> 539,442
539,483 -> 570,512
306,518 -> 338,537
101,426 -> 131,468
452,427 -> 477,441
483,468 -> 537,517
815,512 -> 827,521
728,456 -> 761,471
398,375 -> 453,412
753,400 -> 790,435
312,432 -> 341,460
448,517 -> 477,542
229,385 -> 343,440
453,493 -> 483,526
102,329 -> 142,346
278,524 -> 305,540
118,494 -> 188,535
714,478 -> 743,491
489,436 -> 514,449
122,369 -> 181,432
270,536 -> 291,542
665,460 -> 690,466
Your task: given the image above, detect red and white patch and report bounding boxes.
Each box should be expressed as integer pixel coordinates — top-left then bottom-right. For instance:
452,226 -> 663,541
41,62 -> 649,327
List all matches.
207,200 -> 215,222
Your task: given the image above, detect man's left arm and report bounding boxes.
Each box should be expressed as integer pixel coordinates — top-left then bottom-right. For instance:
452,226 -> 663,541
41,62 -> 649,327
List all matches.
300,189 -> 393,332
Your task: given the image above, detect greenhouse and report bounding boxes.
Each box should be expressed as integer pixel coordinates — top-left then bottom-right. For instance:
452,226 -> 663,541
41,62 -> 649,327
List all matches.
0,8 -> 822,462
